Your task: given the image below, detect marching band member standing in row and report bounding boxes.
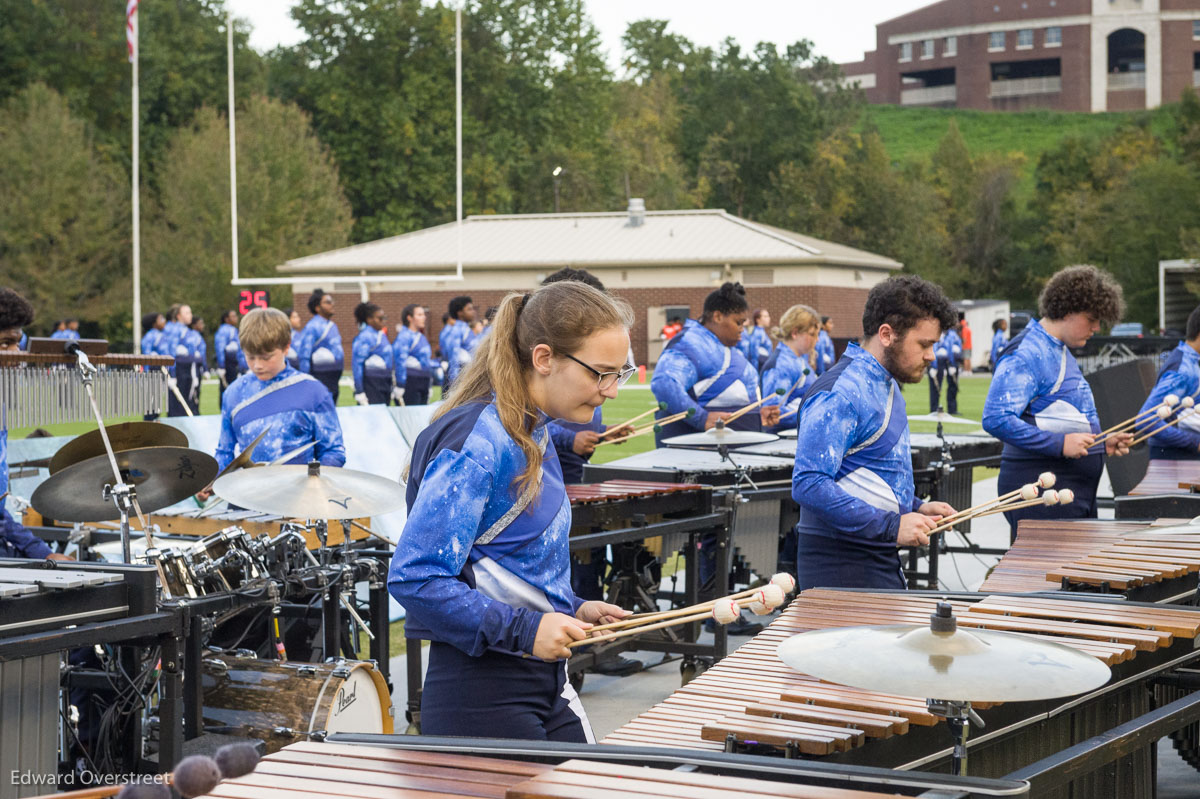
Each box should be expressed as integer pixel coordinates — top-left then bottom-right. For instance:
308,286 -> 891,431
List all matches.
394,304 -> 435,405
297,288 -> 344,402
1140,304 -> 1200,460
983,265 -> 1131,539
352,301 -> 396,406
286,307 -> 303,369
760,304 -> 819,433
740,308 -> 773,371
442,295 -> 479,393
928,321 -> 963,414
215,310 -> 247,400
389,281 -> 634,742
814,315 -> 835,375
990,317 -> 1008,372
792,275 -> 957,591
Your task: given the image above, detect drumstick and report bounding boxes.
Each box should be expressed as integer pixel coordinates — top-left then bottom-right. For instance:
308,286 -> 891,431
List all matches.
589,575 -> 795,633
1127,407 -> 1199,448
598,402 -> 666,437
725,387 -> 785,424
772,374 -> 811,422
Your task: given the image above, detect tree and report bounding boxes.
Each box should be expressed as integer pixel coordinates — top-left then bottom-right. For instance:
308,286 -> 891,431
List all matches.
0,84 -> 129,335
144,95 -> 353,330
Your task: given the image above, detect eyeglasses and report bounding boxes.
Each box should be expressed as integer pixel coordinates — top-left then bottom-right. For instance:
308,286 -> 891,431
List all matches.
562,352 -> 636,391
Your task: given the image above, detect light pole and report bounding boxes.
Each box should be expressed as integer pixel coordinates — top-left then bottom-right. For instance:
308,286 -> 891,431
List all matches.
552,165 -> 563,213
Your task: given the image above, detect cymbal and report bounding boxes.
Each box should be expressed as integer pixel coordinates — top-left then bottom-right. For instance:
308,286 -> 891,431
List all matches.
213,428 -> 271,480
777,609 -> 1111,703
212,462 -> 405,520
777,428 -> 798,438
32,446 -> 219,522
49,422 -> 188,474
663,428 -> 779,447
906,412 -> 981,426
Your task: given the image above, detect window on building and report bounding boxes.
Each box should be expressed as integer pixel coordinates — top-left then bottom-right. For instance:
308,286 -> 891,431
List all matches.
1046,27 -> 1062,47
1017,29 -> 1034,49
989,31 -> 1005,51
944,36 -> 958,56
921,40 -> 934,59
899,42 -> 912,61
1193,20 -> 1200,40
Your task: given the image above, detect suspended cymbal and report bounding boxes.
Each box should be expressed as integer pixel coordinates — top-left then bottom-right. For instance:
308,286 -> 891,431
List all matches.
32,446 -> 218,522
906,411 -> 981,426
213,428 -> 271,480
212,462 -> 405,520
49,422 -> 188,474
663,428 -> 779,447
777,605 -> 1111,703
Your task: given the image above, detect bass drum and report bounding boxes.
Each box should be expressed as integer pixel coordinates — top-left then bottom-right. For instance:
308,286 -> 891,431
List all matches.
201,656 -> 393,753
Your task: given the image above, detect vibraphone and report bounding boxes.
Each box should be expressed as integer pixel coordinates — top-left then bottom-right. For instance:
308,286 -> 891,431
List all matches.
605,588 -> 1200,797
980,518 -> 1200,603
0,350 -> 171,427
1116,459 -> 1200,519
185,737 -> 1028,798
404,480 -> 734,732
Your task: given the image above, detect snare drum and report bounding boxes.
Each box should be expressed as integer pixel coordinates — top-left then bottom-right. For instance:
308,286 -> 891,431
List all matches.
188,526 -> 267,592
201,656 -> 393,753
155,547 -> 202,598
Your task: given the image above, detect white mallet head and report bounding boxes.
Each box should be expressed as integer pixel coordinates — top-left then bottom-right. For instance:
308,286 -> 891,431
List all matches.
711,599 -> 741,625
1041,489 -> 1060,506
1057,488 -> 1075,505
1020,484 -> 1039,501
1166,394 -> 1180,407
748,597 -> 772,616
1184,396 -> 1196,409
761,583 -> 786,609
770,572 -> 797,594
1039,472 -> 1056,489
1157,406 -> 1172,419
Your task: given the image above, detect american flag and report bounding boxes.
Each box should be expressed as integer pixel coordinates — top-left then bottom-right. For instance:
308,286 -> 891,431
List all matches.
126,0 -> 138,62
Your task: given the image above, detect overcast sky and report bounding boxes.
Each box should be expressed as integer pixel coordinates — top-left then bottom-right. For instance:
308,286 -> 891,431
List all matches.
225,0 -> 933,67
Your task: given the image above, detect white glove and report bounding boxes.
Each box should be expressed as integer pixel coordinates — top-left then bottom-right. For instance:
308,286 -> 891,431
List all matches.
354,392 -> 369,406
392,386 -> 406,404
167,376 -> 178,390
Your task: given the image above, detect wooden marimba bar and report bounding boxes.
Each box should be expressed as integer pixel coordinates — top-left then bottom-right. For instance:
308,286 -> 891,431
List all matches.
980,519 -> 1200,603
604,588 -> 1200,796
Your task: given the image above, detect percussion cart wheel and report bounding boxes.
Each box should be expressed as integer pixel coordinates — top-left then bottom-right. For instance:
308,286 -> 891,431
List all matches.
569,670 -> 585,694
680,657 -> 709,686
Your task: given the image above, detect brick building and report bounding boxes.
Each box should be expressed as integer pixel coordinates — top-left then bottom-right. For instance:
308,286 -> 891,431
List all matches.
276,206 -> 900,367
841,0 -> 1200,112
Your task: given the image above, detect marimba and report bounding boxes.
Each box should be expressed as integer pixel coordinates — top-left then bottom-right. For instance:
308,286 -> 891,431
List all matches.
605,588 -> 1200,797
981,518 -> 1200,603
1116,459 -> 1200,519
182,737 -> 1025,799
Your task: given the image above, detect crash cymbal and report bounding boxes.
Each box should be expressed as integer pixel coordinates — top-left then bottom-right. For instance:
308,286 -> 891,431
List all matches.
663,428 -> 779,447
49,422 -> 188,474
213,428 -> 271,480
777,602 -> 1110,703
212,462 -> 405,520
32,446 -> 218,522
906,411 -> 981,426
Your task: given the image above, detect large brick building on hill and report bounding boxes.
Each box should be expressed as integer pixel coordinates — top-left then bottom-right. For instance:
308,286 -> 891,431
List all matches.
841,0 -> 1200,112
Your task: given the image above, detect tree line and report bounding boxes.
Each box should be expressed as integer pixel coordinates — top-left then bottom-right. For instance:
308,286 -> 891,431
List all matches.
2,0 -> 1199,340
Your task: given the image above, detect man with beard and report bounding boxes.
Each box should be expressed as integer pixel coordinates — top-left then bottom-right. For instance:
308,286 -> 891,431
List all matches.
791,275 -> 958,591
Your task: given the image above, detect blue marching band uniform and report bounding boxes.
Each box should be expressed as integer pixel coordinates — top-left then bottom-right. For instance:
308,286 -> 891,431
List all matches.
739,325 -> 772,371
297,315 -> 344,401
1139,341 -> 1200,460
814,328 -> 835,376
394,326 -> 435,405
49,327 -> 79,340
990,326 -> 1008,371
286,327 -> 300,370
983,319 -> 1102,537
140,325 -> 163,358
444,324 -> 480,390
176,324 -> 206,415
650,320 -> 761,446
352,324 -> 395,404
929,327 -> 963,414
792,342 -> 921,591
214,321 -> 247,390
388,400 -> 594,742
760,344 -> 814,434
215,366 -> 346,471
0,432 -> 51,559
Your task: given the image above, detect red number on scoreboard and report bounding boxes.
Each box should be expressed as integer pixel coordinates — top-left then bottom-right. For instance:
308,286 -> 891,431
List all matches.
237,290 -> 270,315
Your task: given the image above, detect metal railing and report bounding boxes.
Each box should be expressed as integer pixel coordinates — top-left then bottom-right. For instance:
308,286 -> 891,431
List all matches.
1108,71 -> 1146,91
990,76 -> 1062,98
900,85 -> 957,105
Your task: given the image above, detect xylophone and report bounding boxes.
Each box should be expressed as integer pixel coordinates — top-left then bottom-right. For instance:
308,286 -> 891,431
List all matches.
182,737 -> 1025,798
980,518 -> 1200,603
604,588 -> 1200,797
0,350 -> 171,427
1116,458 -> 1200,519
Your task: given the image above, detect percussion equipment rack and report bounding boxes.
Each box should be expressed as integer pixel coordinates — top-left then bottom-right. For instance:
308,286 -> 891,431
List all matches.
403,481 -> 736,734
1116,458 -> 1200,519
0,559 -> 185,780
326,734 -> 1030,797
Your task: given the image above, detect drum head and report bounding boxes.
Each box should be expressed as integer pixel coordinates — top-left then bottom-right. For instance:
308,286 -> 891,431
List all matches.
316,662 -> 393,736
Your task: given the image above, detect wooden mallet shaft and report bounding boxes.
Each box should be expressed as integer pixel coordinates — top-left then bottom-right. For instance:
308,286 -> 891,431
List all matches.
589,584 -> 775,633
599,402 -> 665,437
1094,399 -> 1172,438
568,595 -> 764,648
593,409 -> 694,448
1128,409 -> 1197,448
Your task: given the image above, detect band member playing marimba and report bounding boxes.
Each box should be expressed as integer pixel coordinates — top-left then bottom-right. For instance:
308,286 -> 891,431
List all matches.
1139,304 -> 1200,460
761,304 -> 819,433
650,282 -> 778,446
983,265 -> 1130,539
388,281 -> 633,741
792,275 -> 957,591
213,308 -> 346,473
393,304 -> 434,405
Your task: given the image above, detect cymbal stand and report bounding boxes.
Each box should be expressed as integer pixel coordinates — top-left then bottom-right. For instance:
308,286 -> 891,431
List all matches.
716,444 -> 758,492
926,697 -> 985,776
66,342 -> 158,561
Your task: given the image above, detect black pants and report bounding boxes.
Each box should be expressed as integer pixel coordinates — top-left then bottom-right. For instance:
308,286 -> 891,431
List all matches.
314,370 -> 341,402
928,364 -> 959,414
404,373 -> 431,405
363,373 -> 393,405
168,365 -> 198,417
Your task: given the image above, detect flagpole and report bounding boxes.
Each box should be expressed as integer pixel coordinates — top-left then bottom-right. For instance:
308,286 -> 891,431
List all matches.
455,3 -> 462,280
129,0 -> 141,348
227,10 -> 239,284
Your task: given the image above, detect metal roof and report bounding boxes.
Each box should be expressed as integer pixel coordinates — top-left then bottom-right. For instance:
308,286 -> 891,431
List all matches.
278,209 -> 902,274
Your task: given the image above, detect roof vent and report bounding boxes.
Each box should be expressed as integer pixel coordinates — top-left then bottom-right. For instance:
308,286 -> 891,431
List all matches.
627,198 -> 646,228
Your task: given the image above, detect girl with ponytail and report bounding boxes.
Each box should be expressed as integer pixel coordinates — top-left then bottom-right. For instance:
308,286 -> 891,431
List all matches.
762,304 -> 821,433
388,280 -> 635,741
